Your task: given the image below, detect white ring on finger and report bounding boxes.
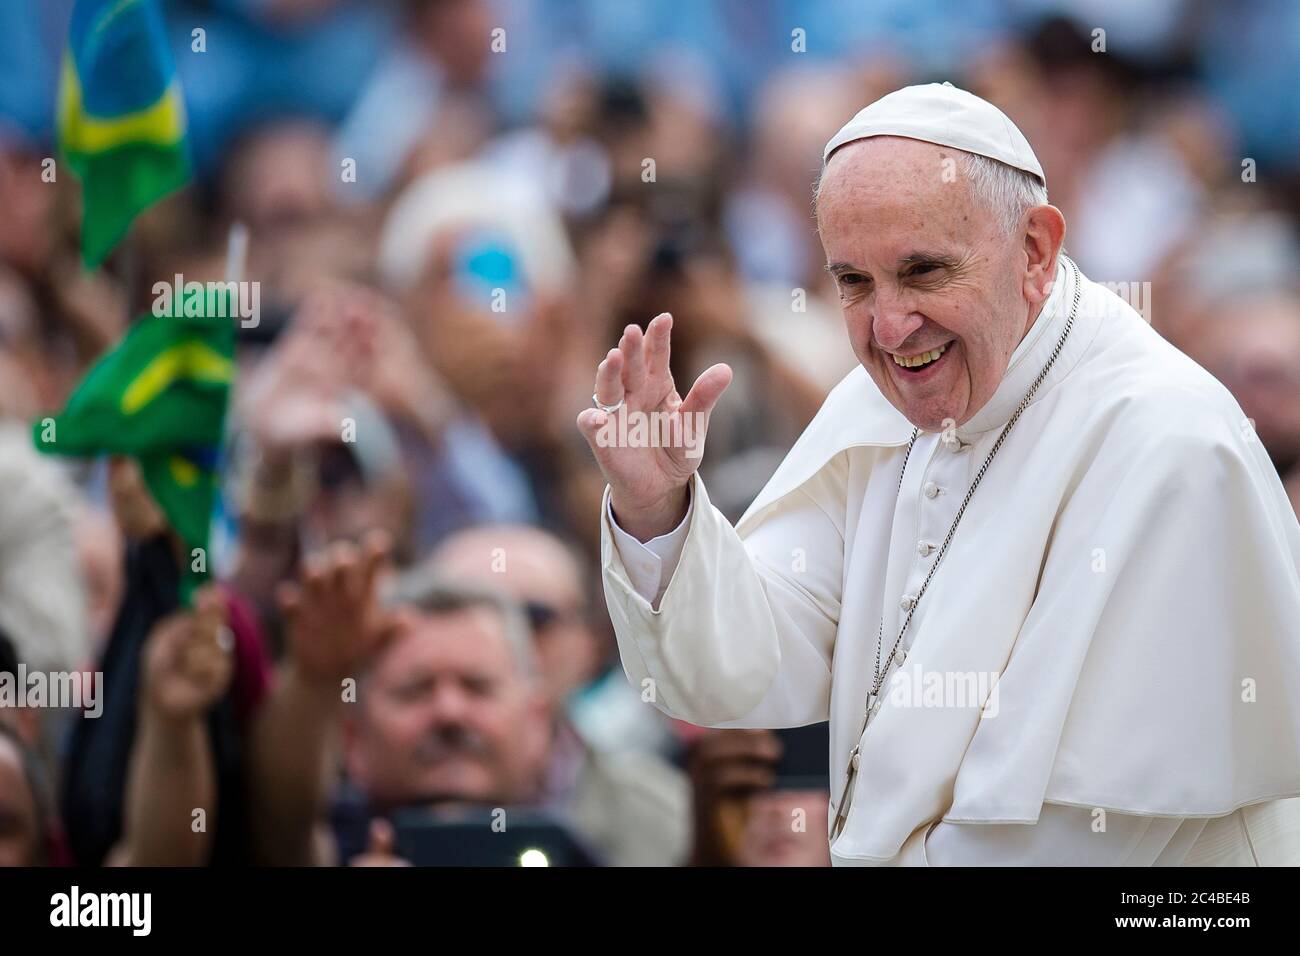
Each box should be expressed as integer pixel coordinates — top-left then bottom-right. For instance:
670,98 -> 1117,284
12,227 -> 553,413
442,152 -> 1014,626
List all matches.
593,393 -> 625,414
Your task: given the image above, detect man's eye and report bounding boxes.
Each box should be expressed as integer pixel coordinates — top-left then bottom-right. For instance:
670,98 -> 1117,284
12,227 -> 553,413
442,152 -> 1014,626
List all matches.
839,273 -> 867,286
394,680 -> 432,701
908,263 -> 940,277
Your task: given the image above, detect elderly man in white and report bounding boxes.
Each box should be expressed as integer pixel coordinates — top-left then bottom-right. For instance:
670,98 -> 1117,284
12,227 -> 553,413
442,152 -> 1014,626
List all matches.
576,83 -> 1300,866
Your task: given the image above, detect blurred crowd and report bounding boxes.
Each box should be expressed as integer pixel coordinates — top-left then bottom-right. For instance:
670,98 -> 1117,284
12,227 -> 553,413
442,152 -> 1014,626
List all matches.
1,0 -> 1299,867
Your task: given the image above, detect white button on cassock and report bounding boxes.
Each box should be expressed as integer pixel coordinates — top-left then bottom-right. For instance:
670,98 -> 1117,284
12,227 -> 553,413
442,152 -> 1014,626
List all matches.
917,541 -> 934,556
900,594 -> 916,610
923,482 -> 940,498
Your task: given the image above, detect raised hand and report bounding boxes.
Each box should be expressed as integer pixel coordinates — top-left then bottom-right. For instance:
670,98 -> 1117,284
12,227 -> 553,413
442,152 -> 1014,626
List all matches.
341,286 -> 454,440
575,313 -> 732,541
276,530 -> 397,685
141,587 -> 235,720
237,286 -> 357,454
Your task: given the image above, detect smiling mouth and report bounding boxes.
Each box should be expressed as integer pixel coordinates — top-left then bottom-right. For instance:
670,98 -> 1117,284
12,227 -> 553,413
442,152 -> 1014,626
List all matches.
890,341 -> 952,372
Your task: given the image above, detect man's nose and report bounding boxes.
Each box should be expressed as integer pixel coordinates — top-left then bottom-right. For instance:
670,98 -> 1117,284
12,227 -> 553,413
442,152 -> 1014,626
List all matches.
871,291 -> 925,352
428,683 -> 470,724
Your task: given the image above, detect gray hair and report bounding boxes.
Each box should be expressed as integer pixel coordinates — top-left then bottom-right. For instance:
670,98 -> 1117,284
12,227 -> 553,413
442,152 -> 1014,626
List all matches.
813,147 -> 1048,237
961,151 -> 1048,235
383,569 -> 538,680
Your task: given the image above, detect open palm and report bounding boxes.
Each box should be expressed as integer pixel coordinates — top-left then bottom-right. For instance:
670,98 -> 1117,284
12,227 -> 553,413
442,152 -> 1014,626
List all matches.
576,313 -> 731,540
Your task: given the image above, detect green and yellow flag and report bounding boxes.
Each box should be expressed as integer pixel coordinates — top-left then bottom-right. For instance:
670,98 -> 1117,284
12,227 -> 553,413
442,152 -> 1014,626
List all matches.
59,0 -> 191,268
34,295 -> 234,603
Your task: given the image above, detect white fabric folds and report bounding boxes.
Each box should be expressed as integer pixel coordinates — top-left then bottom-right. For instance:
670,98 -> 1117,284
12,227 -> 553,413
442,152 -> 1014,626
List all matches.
600,258 -> 1300,863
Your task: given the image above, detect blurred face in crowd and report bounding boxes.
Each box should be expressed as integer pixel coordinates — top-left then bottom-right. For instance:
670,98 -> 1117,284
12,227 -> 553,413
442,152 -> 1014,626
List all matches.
409,257 -> 566,448
817,136 -> 1060,431
0,735 -> 40,868
1194,292 -> 1300,470
413,0 -> 493,87
345,606 -> 549,810
433,527 -> 598,707
222,122 -> 335,235
733,789 -> 831,867
0,148 -> 56,275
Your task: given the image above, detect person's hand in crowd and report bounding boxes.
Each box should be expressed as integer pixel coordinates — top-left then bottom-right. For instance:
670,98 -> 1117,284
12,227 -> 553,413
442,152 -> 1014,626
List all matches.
276,529 -> 397,685
575,313 -> 732,540
140,587 -> 234,721
248,530 -> 396,866
47,256 -> 129,360
113,587 -> 232,866
232,284 -> 382,614
686,729 -> 782,866
238,285 -> 358,455
348,819 -> 412,867
107,457 -> 169,543
336,283 -> 454,441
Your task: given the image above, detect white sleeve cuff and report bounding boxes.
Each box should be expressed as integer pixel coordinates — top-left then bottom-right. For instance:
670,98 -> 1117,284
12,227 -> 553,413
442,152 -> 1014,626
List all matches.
606,485 -> 694,608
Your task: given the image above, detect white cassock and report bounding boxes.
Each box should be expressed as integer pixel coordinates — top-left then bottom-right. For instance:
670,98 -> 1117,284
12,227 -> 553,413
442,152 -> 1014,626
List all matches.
600,255 -> 1300,865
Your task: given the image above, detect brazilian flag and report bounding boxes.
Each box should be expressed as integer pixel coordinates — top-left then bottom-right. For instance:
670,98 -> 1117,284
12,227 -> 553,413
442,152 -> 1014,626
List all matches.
34,293 -> 234,603
58,0 -> 191,268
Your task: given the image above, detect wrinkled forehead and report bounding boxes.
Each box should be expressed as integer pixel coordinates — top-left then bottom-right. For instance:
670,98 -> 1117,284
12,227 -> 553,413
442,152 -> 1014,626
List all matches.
371,607 -> 518,685
820,136 -> 971,206
816,137 -> 989,246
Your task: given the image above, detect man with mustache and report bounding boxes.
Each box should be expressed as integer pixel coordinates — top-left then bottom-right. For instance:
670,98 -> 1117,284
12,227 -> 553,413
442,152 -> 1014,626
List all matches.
431,525 -> 689,866
337,575 -> 550,864
577,83 -> 1300,866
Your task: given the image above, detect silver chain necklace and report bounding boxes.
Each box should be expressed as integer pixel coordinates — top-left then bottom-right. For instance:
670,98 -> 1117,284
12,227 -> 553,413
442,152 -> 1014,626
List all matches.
830,257 -> 1082,842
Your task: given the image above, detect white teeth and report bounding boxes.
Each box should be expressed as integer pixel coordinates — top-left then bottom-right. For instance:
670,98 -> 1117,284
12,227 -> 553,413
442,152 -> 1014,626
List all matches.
891,342 -> 949,368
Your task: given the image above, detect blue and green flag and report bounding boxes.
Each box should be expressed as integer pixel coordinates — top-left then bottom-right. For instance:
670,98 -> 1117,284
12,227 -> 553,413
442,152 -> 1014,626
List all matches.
34,293 -> 234,603
58,0 -> 191,268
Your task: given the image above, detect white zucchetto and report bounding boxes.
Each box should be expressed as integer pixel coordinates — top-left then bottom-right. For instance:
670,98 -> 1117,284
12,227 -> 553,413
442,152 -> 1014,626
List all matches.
824,82 -> 1046,185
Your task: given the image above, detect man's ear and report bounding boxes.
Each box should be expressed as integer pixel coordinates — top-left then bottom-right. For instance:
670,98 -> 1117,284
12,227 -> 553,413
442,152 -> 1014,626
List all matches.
1023,204 -> 1067,304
